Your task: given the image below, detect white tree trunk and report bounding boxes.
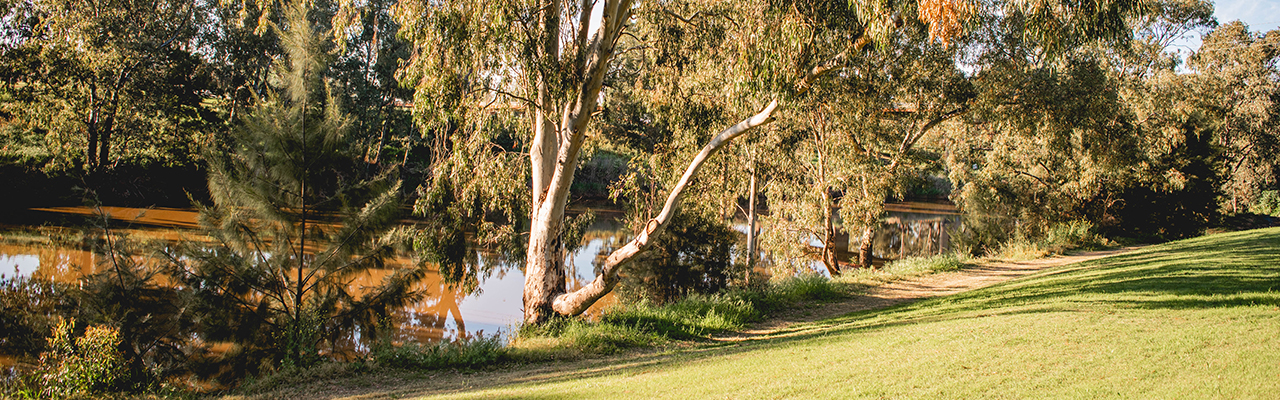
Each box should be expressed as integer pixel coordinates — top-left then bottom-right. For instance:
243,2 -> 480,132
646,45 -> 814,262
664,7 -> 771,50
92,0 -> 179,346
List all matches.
523,0 -> 634,325
551,100 -> 779,316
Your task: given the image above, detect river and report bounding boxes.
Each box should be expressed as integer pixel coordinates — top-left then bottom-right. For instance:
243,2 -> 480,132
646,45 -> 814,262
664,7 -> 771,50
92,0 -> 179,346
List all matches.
0,202 -> 958,349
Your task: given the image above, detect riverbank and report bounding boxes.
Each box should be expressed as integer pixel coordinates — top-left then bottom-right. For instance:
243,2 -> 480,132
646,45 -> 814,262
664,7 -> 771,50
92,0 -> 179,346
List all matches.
219,227 -> 1280,399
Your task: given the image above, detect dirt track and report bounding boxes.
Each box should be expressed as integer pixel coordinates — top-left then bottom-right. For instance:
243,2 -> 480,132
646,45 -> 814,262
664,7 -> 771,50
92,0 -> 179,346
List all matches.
728,247 -> 1140,338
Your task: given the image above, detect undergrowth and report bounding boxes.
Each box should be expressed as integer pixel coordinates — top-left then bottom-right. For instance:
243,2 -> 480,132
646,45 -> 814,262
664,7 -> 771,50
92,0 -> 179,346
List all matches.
996,221 -> 1115,260
510,274 -> 845,358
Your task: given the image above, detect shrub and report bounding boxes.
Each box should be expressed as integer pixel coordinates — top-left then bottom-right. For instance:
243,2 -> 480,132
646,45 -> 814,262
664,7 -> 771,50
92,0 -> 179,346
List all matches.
0,277 -> 79,358
5,319 -> 132,399
1252,190 -> 1280,216
996,221 -> 1114,260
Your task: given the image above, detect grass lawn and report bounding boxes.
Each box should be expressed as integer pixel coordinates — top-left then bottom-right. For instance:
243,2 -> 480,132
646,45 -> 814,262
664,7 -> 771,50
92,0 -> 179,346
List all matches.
408,228 -> 1280,399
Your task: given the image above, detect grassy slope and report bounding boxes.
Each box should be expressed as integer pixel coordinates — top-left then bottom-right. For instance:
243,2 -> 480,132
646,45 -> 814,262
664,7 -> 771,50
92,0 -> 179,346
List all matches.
425,228 -> 1280,399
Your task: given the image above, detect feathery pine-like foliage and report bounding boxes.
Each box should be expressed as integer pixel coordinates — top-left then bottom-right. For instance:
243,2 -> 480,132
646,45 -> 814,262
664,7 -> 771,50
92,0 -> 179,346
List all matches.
166,0 -> 421,373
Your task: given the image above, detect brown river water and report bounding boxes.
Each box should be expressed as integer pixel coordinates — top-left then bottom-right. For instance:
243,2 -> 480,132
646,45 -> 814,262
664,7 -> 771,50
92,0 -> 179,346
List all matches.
0,203 -> 959,349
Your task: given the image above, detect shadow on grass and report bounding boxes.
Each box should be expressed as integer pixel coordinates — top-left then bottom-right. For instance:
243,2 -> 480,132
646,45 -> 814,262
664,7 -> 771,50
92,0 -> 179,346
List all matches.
804,228 -> 1280,332
260,228 -> 1280,400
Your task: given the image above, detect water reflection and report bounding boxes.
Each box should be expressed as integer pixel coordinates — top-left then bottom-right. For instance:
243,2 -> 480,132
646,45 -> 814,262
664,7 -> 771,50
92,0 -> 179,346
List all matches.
0,207 -> 629,349
0,202 -> 956,346
783,202 -> 962,274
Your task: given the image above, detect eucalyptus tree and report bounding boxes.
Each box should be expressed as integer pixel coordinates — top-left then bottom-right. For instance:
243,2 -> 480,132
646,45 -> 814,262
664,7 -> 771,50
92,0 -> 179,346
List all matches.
1186,22 -> 1280,214
760,23 -> 973,272
393,0 -> 788,324
394,0 -> 1149,323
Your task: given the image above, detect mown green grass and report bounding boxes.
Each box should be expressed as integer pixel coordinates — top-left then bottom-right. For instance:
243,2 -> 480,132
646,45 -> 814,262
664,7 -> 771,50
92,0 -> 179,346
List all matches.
423,227 -> 1280,399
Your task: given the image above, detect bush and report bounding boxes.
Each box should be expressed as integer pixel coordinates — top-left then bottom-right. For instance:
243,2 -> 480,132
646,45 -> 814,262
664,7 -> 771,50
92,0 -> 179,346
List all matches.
0,277 -> 79,358
1252,190 -> 1280,216
996,221 -> 1114,260
2,319 -> 132,399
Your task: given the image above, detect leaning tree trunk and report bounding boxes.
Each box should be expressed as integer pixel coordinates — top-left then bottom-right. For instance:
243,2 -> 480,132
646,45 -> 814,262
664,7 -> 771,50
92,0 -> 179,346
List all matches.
550,100 -> 780,317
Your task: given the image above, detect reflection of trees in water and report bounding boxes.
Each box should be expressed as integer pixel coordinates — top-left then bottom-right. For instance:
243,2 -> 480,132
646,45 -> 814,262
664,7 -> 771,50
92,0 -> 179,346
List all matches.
0,242 -> 100,282
390,248 -> 517,343
565,219 -> 631,291
872,216 -> 959,260
3,214 -> 633,349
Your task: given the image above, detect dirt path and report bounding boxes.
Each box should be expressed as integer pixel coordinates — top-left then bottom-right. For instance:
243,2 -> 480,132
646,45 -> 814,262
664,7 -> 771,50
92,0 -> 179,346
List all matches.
724,247 -> 1141,339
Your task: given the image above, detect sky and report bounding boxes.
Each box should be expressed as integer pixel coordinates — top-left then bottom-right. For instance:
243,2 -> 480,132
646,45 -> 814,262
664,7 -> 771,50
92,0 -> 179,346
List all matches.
1213,0 -> 1280,32
1174,0 -> 1280,54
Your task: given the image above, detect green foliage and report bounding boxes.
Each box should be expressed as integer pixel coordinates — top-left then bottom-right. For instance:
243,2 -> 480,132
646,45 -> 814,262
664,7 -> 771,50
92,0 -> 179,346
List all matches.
165,0 -> 420,377
1251,190 -> 1280,217
514,317 -> 658,357
995,221 -> 1116,260
601,293 -> 761,340
617,211 -> 737,304
757,274 -> 846,309
372,335 -> 505,370
0,277 -> 78,358
6,319 -> 132,399
0,0 -> 218,172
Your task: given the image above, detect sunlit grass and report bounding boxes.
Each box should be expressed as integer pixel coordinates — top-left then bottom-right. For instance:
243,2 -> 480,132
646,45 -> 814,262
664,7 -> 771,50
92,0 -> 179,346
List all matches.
836,252 -> 970,286
425,227 -> 1280,399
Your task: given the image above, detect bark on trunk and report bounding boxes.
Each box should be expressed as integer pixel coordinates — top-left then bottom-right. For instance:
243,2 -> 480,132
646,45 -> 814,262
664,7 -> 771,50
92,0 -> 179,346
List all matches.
857,226 -> 875,268
523,0 -> 636,325
87,86 -> 100,170
821,187 -> 840,276
523,0 -> 567,326
745,161 -> 758,285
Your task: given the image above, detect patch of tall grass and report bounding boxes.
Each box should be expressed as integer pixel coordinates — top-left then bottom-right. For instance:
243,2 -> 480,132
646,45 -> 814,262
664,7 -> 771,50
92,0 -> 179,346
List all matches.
996,220 -> 1115,260
372,334 -> 506,370
837,253 -> 970,286
510,274 -> 847,358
